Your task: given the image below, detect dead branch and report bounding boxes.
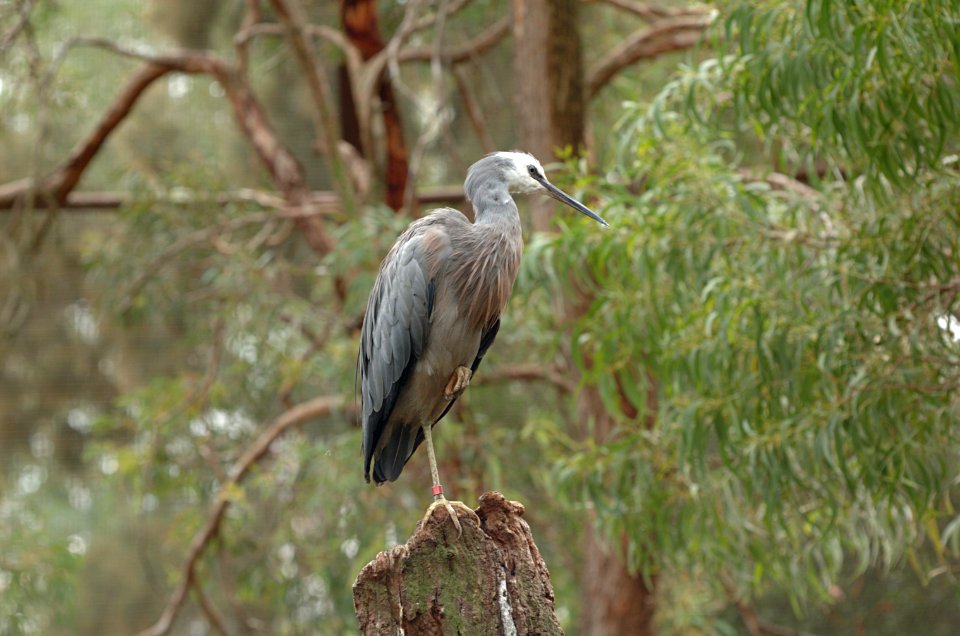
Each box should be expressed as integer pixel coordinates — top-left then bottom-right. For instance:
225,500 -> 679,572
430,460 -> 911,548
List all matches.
586,13 -> 715,98
135,395 -> 349,636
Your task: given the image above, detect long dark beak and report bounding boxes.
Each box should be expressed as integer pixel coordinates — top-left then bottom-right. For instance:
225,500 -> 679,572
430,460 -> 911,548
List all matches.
534,174 -> 609,227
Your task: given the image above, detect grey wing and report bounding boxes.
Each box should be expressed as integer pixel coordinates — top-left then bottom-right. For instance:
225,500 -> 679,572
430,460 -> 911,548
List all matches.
359,226 -> 440,483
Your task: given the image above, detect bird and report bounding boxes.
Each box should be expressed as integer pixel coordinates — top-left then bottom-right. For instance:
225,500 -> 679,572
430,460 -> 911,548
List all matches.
358,151 -> 608,532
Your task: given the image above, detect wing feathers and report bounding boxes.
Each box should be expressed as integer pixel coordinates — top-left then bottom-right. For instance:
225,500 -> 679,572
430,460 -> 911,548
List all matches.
360,218 -> 452,482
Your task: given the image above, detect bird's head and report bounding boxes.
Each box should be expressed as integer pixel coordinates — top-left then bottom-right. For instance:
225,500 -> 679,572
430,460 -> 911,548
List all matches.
466,151 -> 609,226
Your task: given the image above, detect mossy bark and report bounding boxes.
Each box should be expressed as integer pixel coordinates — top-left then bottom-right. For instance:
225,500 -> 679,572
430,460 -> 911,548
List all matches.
353,492 -> 563,635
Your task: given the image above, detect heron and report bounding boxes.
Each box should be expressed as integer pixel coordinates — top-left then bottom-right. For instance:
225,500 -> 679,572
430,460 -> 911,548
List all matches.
358,151 -> 608,531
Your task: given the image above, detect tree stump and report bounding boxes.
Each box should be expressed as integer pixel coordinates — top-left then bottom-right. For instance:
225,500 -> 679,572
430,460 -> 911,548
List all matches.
353,491 -> 563,635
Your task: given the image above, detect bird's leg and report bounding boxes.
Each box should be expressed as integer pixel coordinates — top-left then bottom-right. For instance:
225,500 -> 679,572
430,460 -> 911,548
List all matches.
420,422 -> 471,537
443,365 -> 472,400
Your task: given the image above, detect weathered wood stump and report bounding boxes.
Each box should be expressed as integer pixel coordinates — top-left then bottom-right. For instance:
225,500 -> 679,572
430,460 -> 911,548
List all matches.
353,491 -> 563,635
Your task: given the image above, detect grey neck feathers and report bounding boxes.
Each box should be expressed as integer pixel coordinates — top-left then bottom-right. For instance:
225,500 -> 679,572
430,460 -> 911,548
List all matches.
467,181 -> 521,230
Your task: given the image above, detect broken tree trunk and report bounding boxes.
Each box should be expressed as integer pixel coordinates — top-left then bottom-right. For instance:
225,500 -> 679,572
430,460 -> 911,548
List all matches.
353,491 -> 563,635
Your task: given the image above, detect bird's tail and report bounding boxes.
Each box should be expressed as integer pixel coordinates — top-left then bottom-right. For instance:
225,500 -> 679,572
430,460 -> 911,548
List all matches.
371,424 -> 424,484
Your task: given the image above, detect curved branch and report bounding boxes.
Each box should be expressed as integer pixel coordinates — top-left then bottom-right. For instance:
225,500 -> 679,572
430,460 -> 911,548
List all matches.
0,38 -> 335,253
586,13 -> 715,99
135,395 -> 350,636
0,63 -> 171,208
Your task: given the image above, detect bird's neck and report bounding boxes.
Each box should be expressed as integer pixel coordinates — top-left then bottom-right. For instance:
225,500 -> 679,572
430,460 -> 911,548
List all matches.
471,184 -> 521,233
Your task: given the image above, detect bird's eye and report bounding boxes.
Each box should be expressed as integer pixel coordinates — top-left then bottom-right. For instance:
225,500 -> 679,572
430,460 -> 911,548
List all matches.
527,165 -> 538,177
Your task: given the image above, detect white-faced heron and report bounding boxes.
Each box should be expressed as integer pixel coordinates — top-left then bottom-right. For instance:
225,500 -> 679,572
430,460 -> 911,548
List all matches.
358,151 -> 608,530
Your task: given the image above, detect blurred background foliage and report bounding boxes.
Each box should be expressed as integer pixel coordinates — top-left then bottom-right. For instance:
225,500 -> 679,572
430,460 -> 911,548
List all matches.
1,0 -> 959,634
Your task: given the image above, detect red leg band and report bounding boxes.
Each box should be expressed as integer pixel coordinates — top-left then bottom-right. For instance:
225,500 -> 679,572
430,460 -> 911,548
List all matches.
432,484 -> 444,497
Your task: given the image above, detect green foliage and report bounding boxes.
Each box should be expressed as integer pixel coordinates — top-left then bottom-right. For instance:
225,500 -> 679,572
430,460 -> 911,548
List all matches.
719,0 -> 960,191
5,0 -> 960,633
522,0 -> 960,615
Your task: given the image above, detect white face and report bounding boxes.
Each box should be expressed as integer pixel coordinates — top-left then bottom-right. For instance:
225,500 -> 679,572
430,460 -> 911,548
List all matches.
498,151 -> 547,194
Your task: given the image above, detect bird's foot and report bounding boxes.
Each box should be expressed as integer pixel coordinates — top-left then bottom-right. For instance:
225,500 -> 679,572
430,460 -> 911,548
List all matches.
422,496 -> 476,538
443,366 -> 472,400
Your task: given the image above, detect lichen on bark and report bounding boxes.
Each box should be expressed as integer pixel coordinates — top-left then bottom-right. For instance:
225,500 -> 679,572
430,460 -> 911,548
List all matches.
353,492 -> 563,635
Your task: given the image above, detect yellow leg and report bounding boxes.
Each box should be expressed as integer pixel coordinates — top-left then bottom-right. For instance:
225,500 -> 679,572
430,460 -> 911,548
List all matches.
420,423 -> 473,536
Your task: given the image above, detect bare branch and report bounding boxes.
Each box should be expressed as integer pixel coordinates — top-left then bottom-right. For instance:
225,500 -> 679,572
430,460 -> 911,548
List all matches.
586,13 -> 715,99
0,37 -> 336,253
135,395 -> 349,636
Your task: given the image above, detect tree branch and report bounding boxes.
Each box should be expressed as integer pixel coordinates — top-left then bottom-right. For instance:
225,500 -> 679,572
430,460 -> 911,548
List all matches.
586,13 -> 715,99
191,581 -> 229,636
0,187 -> 464,211
585,0 -> 704,22
267,0 -> 358,215
0,38 -> 336,253
0,63 -> 171,208
135,395 -> 349,636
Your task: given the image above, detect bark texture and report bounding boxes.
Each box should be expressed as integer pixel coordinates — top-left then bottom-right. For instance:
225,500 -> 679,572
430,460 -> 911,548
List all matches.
339,0 -> 409,211
512,0 -> 585,231
353,492 -> 562,636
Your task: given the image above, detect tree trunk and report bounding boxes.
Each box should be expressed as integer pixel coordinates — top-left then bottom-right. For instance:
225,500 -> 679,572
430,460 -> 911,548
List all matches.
353,492 -> 563,635
511,1 -> 659,631
577,372 -> 659,636
512,0 -> 585,231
